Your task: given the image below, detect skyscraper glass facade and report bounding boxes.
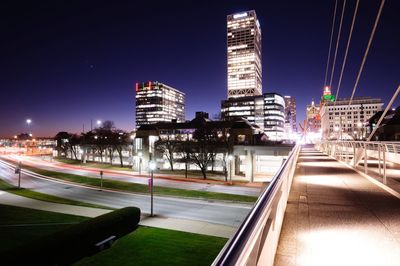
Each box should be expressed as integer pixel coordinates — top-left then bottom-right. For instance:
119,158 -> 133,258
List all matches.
135,81 -> 185,127
227,10 -> 262,98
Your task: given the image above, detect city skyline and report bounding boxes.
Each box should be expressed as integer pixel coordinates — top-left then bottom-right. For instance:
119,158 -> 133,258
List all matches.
1,1 -> 399,137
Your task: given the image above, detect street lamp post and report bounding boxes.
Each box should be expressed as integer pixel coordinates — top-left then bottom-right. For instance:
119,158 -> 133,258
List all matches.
100,170 -> 103,190
15,161 -> 22,188
138,151 -> 143,175
357,122 -> 364,140
228,155 -> 233,184
149,161 -> 156,217
130,135 -> 135,169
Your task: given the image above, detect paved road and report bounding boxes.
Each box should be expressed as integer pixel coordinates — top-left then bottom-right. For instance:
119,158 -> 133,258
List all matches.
0,160 -> 251,227
2,155 -> 260,197
274,146 -> 400,266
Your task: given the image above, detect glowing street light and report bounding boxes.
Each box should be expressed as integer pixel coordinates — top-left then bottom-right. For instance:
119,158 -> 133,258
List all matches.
26,119 -> 32,135
149,160 -> 156,217
97,120 -> 102,126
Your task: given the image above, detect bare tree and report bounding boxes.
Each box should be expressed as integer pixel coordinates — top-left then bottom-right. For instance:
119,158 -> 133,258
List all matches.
112,130 -> 130,167
155,136 -> 180,171
54,132 -> 81,160
190,127 -> 218,179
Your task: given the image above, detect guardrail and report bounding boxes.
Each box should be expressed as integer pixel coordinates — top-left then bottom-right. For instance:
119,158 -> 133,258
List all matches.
317,140 -> 400,184
212,144 -> 300,266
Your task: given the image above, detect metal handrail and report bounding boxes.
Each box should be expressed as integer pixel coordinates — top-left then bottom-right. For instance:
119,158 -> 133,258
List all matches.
213,144 -> 300,265
316,140 -> 400,184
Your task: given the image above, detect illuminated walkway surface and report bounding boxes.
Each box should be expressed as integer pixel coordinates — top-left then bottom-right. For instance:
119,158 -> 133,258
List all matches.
274,146 -> 400,266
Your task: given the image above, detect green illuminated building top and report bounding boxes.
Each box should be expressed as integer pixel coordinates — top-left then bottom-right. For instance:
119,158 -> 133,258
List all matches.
321,86 -> 335,103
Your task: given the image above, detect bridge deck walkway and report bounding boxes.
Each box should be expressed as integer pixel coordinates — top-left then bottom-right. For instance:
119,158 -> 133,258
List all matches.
274,146 -> 400,266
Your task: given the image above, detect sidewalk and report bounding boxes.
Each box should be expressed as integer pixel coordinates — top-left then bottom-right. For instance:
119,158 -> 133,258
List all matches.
274,147 -> 400,266
0,191 -> 236,238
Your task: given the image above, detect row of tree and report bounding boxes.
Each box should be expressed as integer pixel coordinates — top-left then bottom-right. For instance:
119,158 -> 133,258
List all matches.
55,121 -> 234,179
155,127 -> 233,179
55,121 -> 131,167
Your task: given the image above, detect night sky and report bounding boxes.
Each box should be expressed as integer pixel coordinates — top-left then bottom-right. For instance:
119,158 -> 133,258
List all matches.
1,0 -> 399,137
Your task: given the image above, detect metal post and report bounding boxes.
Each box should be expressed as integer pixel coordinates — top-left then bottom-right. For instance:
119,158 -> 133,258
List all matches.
100,171 -> 103,189
378,144 -> 381,176
383,145 -> 387,184
18,161 -> 21,188
364,143 -> 368,174
139,158 -> 142,175
229,158 -> 232,184
151,170 -> 154,217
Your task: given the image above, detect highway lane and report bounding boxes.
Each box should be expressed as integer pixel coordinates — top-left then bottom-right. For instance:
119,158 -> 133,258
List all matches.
3,155 -> 261,197
0,160 -> 252,227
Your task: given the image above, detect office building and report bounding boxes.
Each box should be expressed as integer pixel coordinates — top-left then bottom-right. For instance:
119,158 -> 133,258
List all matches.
227,10 -> 262,98
306,100 -> 321,133
135,81 -> 185,127
320,97 -> 383,140
284,96 -> 297,133
221,93 -> 285,141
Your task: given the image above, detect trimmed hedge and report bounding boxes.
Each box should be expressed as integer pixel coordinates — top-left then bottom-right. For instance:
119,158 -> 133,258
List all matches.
2,206 -> 141,265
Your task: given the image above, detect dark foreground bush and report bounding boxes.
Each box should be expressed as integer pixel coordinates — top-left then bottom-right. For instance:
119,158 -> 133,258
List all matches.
2,206 -> 140,266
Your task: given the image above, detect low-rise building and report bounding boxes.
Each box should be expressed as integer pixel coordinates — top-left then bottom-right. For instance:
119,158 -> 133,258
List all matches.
134,111 -> 293,182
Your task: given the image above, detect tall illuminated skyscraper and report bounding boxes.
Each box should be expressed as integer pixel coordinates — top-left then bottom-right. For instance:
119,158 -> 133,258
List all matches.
227,10 -> 262,98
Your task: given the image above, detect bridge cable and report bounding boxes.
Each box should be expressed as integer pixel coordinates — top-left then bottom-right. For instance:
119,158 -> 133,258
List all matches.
323,0 -> 338,87
328,0 -> 347,88
367,85 -> 400,141
347,0 -> 385,106
334,0 -> 360,108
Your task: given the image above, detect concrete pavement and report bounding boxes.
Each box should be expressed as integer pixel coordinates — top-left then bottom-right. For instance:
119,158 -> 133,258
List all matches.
0,159 -> 251,227
274,146 -> 400,266
0,191 -> 234,238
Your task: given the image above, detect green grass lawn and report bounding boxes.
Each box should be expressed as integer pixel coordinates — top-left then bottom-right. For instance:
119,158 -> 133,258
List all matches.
0,204 -> 227,265
20,164 -> 257,203
75,226 -> 227,266
0,204 -> 87,252
55,157 -> 133,171
0,178 -> 112,210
